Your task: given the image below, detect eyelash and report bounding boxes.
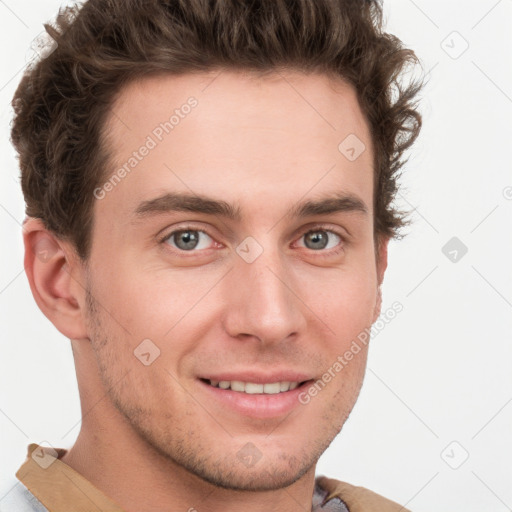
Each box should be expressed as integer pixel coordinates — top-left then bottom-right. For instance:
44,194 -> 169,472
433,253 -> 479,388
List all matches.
158,223 -> 347,258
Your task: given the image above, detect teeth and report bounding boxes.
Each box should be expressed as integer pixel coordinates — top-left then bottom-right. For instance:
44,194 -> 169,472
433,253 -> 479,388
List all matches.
245,382 -> 263,394
231,381 -> 245,392
208,380 -> 303,394
263,383 -> 281,394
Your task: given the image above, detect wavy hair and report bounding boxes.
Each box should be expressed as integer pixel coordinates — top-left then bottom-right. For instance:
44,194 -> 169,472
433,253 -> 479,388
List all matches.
11,0 -> 423,261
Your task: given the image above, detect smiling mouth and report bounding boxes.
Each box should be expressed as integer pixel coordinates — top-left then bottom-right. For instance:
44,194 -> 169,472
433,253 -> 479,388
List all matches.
199,378 -> 310,395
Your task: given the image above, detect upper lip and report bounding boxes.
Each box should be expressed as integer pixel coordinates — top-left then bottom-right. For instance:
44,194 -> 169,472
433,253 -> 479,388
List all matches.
199,371 -> 313,384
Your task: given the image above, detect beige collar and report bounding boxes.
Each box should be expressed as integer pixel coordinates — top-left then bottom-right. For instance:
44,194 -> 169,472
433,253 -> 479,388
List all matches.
16,443 -> 124,512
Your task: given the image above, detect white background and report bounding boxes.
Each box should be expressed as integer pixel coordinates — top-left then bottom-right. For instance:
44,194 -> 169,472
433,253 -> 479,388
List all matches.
1,1 -> 511,511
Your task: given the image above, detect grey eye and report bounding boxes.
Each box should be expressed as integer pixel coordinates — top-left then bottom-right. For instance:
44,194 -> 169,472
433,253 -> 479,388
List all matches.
302,230 -> 341,251
166,230 -> 213,251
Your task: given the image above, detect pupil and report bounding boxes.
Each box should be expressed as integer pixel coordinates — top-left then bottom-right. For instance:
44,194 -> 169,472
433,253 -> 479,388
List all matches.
176,230 -> 199,250
306,231 -> 327,250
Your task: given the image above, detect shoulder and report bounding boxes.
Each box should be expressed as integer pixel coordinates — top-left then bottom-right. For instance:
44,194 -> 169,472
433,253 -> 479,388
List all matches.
0,477 -> 49,512
316,475 -> 412,512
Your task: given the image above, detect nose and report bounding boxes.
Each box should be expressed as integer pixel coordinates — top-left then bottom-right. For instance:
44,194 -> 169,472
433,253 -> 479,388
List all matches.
221,242 -> 307,346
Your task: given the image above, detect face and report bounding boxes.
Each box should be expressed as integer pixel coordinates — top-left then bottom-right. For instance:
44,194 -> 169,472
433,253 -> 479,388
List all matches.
82,70 -> 386,491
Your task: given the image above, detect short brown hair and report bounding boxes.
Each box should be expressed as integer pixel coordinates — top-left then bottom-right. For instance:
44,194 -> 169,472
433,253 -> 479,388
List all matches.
11,0 -> 423,262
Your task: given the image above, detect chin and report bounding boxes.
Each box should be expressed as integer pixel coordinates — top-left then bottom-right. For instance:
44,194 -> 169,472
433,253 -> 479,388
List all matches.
193,459 -> 313,492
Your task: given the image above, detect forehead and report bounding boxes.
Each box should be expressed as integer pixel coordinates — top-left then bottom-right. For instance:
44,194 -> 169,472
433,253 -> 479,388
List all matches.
97,69 -> 374,227
107,69 -> 370,147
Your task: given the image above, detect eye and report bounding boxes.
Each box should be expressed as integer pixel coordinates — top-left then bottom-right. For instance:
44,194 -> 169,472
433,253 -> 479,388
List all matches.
158,224 -> 346,258
296,228 -> 344,254
162,228 -> 215,252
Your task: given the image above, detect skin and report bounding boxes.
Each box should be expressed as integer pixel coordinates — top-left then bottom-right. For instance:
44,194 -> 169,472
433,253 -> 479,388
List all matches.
23,69 -> 388,512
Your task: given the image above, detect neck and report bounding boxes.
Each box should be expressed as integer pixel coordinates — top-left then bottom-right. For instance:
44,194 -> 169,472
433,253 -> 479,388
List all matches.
61,339 -> 318,512
61,418 -> 318,512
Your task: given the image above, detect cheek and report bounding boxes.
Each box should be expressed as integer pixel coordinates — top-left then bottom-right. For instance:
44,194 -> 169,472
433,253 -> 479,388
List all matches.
93,259 -> 200,334
90,238 -> 378,355
297,265 -> 378,335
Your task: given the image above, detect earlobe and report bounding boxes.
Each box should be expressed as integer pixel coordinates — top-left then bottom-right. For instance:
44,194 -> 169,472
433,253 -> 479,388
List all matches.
373,285 -> 383,323
372,236 -> 389,323
22,217 -> 88,340
376,235 -> 389,286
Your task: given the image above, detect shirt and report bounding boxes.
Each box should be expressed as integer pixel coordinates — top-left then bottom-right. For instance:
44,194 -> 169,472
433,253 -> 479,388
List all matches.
0,444 -> 411,512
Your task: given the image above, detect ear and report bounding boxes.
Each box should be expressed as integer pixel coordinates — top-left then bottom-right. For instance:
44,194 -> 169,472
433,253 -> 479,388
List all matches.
372,235 -> 389,323
22,217 -> 88,340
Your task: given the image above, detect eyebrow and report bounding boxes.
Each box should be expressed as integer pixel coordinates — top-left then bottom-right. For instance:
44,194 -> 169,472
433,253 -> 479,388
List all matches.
133,191 -> 368,222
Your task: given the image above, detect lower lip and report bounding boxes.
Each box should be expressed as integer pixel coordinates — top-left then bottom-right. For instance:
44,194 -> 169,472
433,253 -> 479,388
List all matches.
198,379 -> 314,419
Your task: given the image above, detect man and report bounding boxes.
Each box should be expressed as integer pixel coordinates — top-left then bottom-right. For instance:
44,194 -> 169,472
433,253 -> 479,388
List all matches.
3,0 -> 423,510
